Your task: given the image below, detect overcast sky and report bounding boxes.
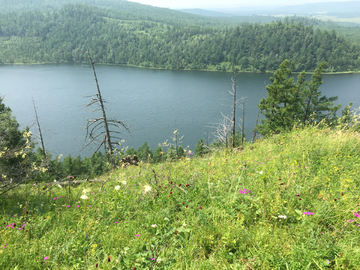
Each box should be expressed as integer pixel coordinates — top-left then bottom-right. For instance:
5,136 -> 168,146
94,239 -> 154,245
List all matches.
128,0 -> 356,9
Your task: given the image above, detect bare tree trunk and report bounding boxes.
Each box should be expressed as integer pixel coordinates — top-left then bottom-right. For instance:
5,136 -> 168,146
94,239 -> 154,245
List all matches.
32,98 -> 47,160
242,100 -> 245,146
88,53 -> 114,167
231,72 -> 236,148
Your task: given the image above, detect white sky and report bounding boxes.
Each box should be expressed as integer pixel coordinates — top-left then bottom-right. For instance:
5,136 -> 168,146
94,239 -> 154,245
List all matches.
128,0 -> 356,9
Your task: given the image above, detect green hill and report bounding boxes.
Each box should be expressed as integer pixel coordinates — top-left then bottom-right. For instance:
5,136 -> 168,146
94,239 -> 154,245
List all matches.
2,120 -> 360,268
0,4 -> 360,72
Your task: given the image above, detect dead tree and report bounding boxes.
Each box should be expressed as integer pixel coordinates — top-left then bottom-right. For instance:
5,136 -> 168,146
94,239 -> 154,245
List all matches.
212,112 -> 232,148
231,73 -> 237,148
83,52 -> 129,168
228,73 -> 245,148
32,98 -> 47,161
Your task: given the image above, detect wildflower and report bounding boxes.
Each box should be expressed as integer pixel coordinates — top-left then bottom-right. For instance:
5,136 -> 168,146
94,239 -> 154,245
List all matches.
278,215 -> 287,219
115,185 -> 120,191
259,171 -> 263,174
77,205 -> 80,208
199,207 -> 202,209
107,256 -> 111,262
80,195 -> 89,200
121,180 -> 127,185
240,189 -> 250,194
44,256 -> 49,261
82,188 -> 91,194
164,217 -> 169,221
53,198 -> 56,200
89,205 -> 91,207
144,185 -> 152,193
96,263 -> 98,268
354,212 -> 360,218
151,224 -> 157,227
67,205 -> 71,208
303,212 -> 314,215
58,184 -> 63,189
136,234 -> 140,237
85,234 -> 88,239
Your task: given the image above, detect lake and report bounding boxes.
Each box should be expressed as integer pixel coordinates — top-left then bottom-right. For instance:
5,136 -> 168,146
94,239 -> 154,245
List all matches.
1,64 -> 360,158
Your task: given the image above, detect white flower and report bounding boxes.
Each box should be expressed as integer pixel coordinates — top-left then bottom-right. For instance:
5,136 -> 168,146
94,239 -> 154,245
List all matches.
115,185 -> 120,191
80,194 -> 89,200
259,171 -> 263,174
54,180 -> 57,182
121,180 -> 127,185
278,215 -> 287,219
144,185 -> 152,193
151,224 -> 157,228
58,184 -> 63,188
82,188 -> 91,194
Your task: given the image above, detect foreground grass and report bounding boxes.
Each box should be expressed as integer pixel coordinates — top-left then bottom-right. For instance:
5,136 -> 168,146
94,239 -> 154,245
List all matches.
1,125 -> 360,269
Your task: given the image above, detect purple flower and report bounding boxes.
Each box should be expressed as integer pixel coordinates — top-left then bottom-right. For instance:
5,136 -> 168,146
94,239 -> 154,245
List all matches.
44,256 -> 49,261
303,212 -> 314,215
53,198 -> 56,200
77,205 -> 80,208
136,234 -> 140,237
89,205 -> 91,208
67,205 -> 71,208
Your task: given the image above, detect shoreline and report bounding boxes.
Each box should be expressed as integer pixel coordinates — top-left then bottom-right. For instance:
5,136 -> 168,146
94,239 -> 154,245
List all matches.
1,61 -> 359,75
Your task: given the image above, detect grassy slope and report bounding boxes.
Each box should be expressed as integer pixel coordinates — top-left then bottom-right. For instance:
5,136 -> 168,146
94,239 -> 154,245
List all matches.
1,123 -> 360,269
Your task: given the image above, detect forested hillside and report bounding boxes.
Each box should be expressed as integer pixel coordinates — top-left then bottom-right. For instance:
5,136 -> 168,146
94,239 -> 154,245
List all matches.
0,3 -> 360,72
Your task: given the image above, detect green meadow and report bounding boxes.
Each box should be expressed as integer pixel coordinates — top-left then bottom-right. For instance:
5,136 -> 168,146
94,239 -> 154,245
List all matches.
1,122 -> 360,269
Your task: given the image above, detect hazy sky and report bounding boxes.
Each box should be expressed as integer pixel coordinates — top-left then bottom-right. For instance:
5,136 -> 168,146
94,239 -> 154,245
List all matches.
128,0 -> 355,9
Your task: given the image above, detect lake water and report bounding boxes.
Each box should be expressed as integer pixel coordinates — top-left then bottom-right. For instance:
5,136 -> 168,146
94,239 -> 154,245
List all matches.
1,64 -> 360,158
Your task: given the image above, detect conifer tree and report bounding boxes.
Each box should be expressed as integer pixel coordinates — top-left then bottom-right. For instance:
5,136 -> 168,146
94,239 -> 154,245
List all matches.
257,60 -> 340,136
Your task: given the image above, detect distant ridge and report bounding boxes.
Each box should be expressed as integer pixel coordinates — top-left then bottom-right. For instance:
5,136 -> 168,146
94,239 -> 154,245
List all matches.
218,1 -> 360,17
177,8 -> 235,17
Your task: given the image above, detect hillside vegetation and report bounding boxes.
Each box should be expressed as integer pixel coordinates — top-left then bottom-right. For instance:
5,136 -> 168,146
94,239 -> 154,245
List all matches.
0,3 -> 360,72
2,120 -> 360,269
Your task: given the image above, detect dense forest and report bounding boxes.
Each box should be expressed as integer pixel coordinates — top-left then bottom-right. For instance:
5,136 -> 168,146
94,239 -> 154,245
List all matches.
0,2 -> 360,72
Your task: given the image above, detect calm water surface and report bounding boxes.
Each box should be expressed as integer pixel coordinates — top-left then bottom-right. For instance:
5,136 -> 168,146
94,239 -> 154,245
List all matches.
1,64 -> 360,157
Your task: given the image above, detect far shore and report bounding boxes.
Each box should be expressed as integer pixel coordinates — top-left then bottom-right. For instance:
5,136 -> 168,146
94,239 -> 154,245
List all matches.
1,61 -> 359,75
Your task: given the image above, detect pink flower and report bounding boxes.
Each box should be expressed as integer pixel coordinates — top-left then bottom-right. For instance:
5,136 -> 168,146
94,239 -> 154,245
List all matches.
354,212 -> 360,218
136,234 -> 140,237
67,205 -> 71,208
89,205 -> 91,207
77,205 -> 80,208
44,256 -> 49,261
303,212 -> 314,215
53,198 -> 56,200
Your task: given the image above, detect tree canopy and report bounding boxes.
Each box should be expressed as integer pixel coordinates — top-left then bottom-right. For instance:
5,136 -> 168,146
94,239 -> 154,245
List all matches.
257,60 -> 341,136
0,4 -> 359,72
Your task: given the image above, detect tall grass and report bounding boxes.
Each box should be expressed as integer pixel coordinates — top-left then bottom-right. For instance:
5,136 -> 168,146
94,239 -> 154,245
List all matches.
1,123 -> 360,269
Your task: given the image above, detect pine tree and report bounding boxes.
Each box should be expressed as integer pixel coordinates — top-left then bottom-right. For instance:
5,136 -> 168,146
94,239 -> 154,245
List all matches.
257,60 -> 341,136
